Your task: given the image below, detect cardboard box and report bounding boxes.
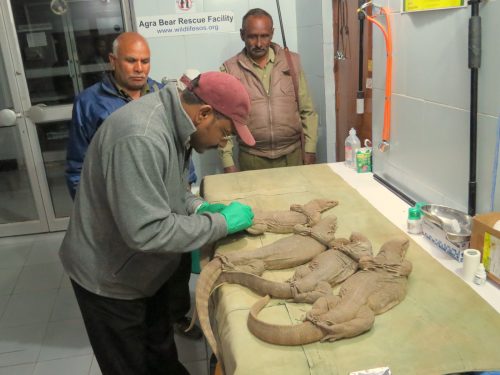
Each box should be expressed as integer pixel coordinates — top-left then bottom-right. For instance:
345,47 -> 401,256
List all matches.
422,218 -> 469,262
470,212 -> 500,285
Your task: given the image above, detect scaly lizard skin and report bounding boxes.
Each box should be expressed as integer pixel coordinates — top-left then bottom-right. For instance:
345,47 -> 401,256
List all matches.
221,232 -> 373,304
248,237 -> 412,346
247,198 -> 338,234
195,215 -> 338,360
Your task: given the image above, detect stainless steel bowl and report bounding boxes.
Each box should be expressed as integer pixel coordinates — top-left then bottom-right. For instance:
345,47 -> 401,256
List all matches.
420,204 -> 472,245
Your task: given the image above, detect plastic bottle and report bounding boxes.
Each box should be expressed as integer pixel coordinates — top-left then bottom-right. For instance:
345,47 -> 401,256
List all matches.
407,207 -> 422,235
473,263 -> 487,286
344,128 -> 361,169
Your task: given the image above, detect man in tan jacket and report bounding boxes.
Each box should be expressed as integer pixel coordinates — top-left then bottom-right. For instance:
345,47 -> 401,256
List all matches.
220,8 -> 318,172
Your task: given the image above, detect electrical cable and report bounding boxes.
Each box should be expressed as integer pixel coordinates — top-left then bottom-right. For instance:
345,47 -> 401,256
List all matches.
335,0 -> 350,60
358,4 -> 392,151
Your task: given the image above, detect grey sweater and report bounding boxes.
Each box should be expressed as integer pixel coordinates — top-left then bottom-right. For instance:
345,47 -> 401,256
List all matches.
59,83 -> 227,299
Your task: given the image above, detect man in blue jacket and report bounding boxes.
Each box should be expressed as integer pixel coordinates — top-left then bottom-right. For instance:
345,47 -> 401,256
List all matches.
65,32 -> 200,339
66,32 -> 162,197
66,32 -> 197,194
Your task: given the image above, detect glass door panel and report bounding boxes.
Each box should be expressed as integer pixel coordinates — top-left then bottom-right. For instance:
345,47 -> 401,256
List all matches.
2,0 -> 128,235
0,126 -> 38,224
10,1 -> 75,105
10,0 -> 125,105
0,27 -> 48,235
69,0 -> 124,89
35,120 -> 72,218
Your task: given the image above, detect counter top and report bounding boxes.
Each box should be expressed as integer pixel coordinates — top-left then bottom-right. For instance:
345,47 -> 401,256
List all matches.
328,162 -> 500,313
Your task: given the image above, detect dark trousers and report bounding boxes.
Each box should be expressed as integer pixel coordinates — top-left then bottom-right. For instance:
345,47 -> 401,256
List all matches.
71,280 -> 190,375
167,252 -> 192,321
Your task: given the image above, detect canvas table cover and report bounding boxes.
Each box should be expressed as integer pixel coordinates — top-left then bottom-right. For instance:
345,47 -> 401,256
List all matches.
201,164 -> 500,375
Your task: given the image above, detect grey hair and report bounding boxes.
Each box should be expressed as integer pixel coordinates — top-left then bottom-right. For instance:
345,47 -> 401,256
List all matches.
242,8 -> 273,29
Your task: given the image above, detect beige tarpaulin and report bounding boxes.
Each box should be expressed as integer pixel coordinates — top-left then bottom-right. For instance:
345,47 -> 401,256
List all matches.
201,164 -> 500,375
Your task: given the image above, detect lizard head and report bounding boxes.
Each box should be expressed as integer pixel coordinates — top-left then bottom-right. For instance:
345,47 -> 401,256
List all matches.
377,237 -> 409,264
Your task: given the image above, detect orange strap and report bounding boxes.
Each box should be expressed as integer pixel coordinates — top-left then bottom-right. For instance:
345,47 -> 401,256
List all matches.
366,7 -> 392,143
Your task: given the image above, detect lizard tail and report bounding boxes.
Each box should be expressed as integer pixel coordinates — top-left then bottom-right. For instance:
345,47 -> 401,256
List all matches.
195,257 -> 223,360
222,271 -> 293,299
247,296 -> 324,346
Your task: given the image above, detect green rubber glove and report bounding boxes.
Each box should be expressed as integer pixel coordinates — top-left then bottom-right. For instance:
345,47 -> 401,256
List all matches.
196,202 -> 227,214
220,201 -> 254,234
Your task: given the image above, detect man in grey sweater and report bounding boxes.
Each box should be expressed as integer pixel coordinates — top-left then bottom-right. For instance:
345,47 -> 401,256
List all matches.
59,72 -> 256,375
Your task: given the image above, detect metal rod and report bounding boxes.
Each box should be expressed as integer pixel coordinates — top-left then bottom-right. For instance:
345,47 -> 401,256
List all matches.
373,174 -> 416,207
469,68 -> 478,216
358,0 -> 365,93
357,0 -> 365,114
468,0 -> 481,215
276,0 -> 287,49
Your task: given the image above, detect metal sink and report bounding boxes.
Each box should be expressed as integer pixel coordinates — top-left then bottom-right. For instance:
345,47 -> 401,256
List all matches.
420,204 -> 472,245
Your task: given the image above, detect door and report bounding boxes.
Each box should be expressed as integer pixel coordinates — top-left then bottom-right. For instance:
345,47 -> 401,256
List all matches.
0,0 -> 132,236
333,0 -> 372,161
0,15 -> 48,236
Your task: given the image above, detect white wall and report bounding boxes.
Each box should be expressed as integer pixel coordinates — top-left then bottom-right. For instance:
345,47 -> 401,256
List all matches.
371,0 -> 499,213
132,0 -> 335,184
295,0 -> 335,163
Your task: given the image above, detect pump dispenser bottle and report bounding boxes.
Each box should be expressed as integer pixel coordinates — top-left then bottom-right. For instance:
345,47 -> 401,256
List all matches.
345,128 -> 361,169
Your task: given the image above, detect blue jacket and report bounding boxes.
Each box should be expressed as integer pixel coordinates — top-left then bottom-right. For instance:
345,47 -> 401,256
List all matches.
65,74 -> 197,198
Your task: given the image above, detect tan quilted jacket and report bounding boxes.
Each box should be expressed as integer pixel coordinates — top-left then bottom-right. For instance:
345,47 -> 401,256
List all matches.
223,44 -> 302,159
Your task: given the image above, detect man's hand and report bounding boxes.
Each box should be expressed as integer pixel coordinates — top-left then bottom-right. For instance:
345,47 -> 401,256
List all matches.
304,152 -> 316,165
224,165 -> 239,173
220,202 -> 254,234
196,202 -> 227,214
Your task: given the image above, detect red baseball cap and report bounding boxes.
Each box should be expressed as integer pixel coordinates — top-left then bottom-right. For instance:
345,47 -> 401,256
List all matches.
183,71 -> 256,146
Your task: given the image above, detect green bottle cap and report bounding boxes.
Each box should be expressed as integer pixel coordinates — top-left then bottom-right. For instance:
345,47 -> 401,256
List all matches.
414,202 -> 427,214
408,207 -> 421,220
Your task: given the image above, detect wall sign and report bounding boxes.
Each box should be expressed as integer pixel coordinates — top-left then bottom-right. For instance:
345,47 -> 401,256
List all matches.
403,0 -> 465,12
137,11 -> 235,38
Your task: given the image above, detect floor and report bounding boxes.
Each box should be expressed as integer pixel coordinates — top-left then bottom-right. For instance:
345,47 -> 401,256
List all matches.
0,231 -> 210,375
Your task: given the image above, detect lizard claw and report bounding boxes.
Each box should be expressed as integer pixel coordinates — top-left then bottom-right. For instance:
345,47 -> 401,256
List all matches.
321,334 -> 339,343
305,312 -> 319,323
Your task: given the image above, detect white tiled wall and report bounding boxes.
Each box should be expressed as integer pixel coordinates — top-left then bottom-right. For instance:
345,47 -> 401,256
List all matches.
132,0 -> 336,182
295,0 -> 335,164
371,0 -> 500,213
